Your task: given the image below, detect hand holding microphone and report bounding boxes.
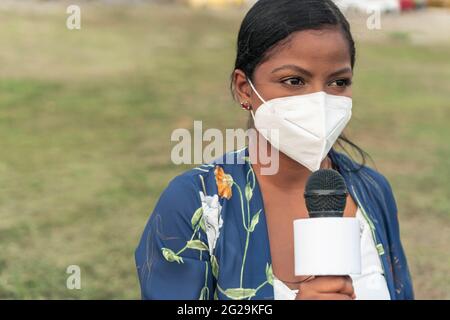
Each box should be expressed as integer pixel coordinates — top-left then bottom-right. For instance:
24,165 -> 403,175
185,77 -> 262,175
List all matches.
293,169 -> 361,300
295,275 -> 356,300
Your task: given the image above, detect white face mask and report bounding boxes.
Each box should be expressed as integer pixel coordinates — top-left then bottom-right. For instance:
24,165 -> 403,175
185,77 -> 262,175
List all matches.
248,79 -> 352,172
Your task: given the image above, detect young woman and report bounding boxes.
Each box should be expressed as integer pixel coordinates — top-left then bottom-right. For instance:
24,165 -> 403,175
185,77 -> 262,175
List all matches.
135,0 -> 414,300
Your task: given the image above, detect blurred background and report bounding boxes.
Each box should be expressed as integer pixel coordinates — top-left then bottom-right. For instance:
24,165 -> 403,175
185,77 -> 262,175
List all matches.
0,0 -> 448,299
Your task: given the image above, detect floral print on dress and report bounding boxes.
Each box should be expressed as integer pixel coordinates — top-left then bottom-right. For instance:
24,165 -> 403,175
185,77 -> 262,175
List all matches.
199,191 -> 223,256
215,166 -> 233,200
135,147 -> 414,300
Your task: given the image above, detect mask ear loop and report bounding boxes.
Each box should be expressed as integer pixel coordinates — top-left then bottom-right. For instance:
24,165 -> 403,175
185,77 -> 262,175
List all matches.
247,78 -> 267,122
247,78 -> 275,150
247,78 -> 267,104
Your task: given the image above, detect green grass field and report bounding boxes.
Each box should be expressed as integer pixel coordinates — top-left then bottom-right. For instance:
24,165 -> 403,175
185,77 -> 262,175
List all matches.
0,3 -> 449,299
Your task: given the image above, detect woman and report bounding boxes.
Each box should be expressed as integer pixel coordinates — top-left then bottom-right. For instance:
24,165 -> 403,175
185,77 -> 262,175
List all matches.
135,0 -> 414,300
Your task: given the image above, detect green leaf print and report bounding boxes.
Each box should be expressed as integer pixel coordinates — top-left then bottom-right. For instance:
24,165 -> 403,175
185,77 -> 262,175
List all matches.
222,288 -> 257,300
199,287 -> 209,300
186,240 -> 209,251
265,263 -> 274,286
245,183 -> 253,201
211,255 -> 219,279
199,218 -> 206,233
248,210 -> 261,232
191,207 -> 203,229
161,248 -> 184,264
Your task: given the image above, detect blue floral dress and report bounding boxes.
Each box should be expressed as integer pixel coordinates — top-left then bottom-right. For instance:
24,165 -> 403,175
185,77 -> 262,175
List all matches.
135,147 -> 414,300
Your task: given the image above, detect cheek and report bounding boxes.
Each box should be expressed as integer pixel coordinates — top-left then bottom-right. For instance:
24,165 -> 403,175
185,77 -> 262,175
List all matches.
328,85 -> 352,98
338,87 -> 352,98
345,87 -> 352,98
249,84 -> 273,109
250,96 -> 263,111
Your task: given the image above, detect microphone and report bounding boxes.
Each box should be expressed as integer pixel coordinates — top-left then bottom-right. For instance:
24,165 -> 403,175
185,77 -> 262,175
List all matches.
294,169 -> 361,276
304,169 -> 348,218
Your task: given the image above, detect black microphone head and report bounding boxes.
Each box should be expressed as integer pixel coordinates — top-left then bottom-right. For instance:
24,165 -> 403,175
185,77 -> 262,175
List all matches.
304,169 -> 348,218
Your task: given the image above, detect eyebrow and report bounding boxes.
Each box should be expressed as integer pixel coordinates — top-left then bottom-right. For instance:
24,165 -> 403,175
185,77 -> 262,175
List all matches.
271,65 -> 353,78
271,64 -> 313,77
327,67 -> 353,78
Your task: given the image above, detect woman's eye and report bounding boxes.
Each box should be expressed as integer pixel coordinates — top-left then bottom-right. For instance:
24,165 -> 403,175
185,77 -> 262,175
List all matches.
282,77 -> 305,86
329,79 -> 352,87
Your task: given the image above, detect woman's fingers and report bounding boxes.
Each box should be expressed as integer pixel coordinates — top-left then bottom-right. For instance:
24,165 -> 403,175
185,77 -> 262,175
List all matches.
315,293 -> 353,300
298,275 -> 355,298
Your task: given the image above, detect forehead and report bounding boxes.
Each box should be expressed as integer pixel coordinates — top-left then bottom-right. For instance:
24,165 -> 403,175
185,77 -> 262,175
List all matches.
258,27 -> 351,73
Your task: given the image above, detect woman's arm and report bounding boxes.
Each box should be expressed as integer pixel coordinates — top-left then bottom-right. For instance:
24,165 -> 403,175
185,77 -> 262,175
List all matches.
380,175 -> 415,300
369,169 -> 415,300
135,175 -> 214,300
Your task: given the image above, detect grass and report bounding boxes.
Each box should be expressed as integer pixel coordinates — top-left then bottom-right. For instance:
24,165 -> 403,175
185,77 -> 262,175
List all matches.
0,2 -> 448,299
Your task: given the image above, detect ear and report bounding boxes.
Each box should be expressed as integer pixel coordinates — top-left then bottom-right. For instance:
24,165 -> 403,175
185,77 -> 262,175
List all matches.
232,69 -> 252,103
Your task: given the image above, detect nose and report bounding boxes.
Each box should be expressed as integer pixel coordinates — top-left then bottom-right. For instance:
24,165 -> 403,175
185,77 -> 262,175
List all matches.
308,81 -> 327,94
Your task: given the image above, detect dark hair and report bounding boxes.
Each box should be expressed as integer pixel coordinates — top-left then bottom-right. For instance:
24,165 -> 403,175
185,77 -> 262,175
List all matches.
230,0 -> 372,169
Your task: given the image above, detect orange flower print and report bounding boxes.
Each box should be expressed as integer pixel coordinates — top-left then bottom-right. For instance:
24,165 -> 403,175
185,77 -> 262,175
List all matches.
215,166 -> 233,200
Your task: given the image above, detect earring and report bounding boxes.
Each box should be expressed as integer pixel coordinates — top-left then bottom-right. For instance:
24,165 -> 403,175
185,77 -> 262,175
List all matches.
240,101 -> 252,111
